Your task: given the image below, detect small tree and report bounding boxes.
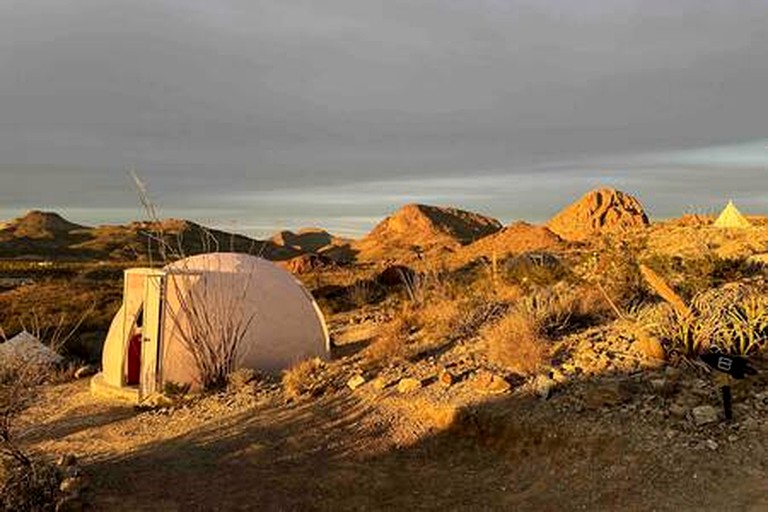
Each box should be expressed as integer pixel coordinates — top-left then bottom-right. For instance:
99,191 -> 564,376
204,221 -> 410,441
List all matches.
165,264 -> 256,390
131,171 -> 258,391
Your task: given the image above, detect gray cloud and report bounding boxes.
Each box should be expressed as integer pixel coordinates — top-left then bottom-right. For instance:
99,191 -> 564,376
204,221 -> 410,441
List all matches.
1,1 -> 767,234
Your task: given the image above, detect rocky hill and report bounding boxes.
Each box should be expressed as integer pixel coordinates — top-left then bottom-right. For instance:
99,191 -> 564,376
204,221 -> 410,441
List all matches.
270,228 -> 349,254
1,210 -> 88,240
0,212 -> 300,262
547,188 -> 650,242
353,204 -> 502,263
454,221 -> 563,268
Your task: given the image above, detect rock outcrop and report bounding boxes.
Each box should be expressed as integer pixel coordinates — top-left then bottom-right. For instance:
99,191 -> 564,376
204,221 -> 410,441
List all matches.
1,210 -> 87,240
455,221 -> 563,266
354,204 -> 502,262
271,228 -> 347,253
547,188 -> 649,242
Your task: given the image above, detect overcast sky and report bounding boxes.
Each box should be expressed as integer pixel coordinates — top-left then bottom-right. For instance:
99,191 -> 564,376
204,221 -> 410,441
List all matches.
1,1 -> 767,236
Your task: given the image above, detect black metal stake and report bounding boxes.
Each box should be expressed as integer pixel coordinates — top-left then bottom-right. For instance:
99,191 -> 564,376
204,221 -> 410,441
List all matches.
721,385 -> 732,421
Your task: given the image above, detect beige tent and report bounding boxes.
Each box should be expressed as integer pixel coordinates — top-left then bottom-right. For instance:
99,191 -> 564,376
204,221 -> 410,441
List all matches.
714,201 -> 752,228
91,253 -> 329,401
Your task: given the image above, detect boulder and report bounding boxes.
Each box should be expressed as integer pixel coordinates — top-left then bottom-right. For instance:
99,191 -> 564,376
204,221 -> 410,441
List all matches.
471,371 -> 511,394
397,377 -> 422,393
547,188 -> 649,242
347,374 -> 366,391
278,253 -> 333,274
691,405 -> 719,426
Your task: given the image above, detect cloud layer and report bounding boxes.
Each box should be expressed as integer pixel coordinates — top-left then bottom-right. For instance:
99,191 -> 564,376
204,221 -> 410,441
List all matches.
1,1 -> 767,235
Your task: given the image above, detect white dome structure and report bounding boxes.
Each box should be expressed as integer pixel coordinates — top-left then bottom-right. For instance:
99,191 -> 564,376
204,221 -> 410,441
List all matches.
91,253 -> 329,401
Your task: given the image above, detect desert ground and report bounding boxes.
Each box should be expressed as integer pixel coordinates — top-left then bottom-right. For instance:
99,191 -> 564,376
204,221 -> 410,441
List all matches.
3,187 -> 768,511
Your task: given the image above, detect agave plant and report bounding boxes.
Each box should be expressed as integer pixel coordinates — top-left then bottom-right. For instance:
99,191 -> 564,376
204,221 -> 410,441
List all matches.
719,294 -> 768,356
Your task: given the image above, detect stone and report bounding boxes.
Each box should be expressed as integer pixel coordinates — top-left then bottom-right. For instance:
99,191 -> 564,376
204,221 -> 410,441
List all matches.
59,476 -> 87,494
397,378 -> 422,393
346,374 -> 366,391
372,377 -> 389,390
145,393 -> 174,408
705,439 -> 719,451
583,381 -> 632,409
669,403 -> 688,419
691,405 -> 719,426
74,364 -> 98,379
471,371 -> 511,394
632,335 -> 666,364
533,375 -> 555,400
438,370 -> 454,387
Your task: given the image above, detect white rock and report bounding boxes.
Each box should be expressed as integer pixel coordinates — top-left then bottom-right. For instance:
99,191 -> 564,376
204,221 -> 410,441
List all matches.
346,374 -> 366,391
691,405 -> 719,426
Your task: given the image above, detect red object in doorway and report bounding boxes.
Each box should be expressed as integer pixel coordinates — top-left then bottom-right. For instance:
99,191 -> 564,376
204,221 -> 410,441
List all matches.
127,333 -> 142,385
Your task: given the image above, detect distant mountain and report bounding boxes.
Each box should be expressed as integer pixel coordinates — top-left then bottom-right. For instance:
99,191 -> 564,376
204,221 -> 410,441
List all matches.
352,203 -> 502,262
1,210 -> 88,239
269,228 -> 350,254
547,188 -> 650,242
0,211 -> 300,262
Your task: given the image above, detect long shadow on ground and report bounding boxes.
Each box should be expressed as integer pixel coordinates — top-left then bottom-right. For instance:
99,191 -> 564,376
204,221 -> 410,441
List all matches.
84,366 -> 768,512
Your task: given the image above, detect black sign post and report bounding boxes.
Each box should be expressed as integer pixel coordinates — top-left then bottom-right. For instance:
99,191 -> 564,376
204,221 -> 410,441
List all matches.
700,353 -> 757,422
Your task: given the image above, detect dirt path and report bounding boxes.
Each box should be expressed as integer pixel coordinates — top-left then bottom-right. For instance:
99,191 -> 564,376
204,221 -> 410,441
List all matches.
19,376 -> 768,511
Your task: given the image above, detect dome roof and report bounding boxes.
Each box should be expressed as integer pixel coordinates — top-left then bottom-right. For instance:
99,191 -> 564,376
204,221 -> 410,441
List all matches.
164,252 -> 267,274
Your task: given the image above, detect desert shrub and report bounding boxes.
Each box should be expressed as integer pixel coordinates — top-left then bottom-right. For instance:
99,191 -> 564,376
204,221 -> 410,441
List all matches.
0,281 -> 120,363
585,235 -> 650,310
0,458 -> 60,512
503,253 -> 570,289
347,279 -> 383,308
515,287 -> 598,338
641,303 -> 716,357
365,310 -> 416,364
282,358 -> 327,400
694,287 -> 768,355
643,254 -> 765,299
163,380 -> 192,400
718,294 -> 768,355
641,285 -> 768,357
485,309 -> 549,375
0,358 -> 60,512
227,368 -> 257,393
415,298 -> 463,342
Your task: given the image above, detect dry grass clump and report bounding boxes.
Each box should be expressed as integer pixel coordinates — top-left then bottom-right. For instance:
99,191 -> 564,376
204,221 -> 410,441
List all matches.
414,299 -> 463,343
227,368 -> 258,393
503,253 -> 570,289
485,309 -> 549,375
585,235 -> 649,310
484,285 -> 608,374
282,358 -> 328,400
516,287 -> 602,337
365,309 -> 416,364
